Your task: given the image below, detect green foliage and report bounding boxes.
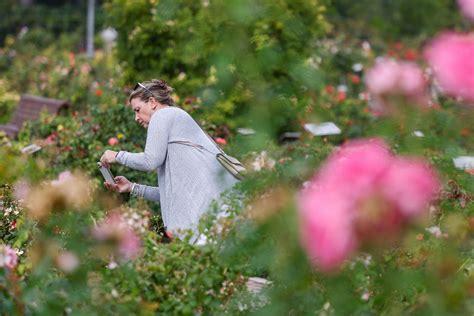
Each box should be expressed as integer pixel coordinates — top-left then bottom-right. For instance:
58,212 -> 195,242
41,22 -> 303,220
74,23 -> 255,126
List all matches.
0,33 -> 118,110
0,78 -> 19,124
327,0 -> 462,41
0,0 -> 105,44
105,0 -> 331,138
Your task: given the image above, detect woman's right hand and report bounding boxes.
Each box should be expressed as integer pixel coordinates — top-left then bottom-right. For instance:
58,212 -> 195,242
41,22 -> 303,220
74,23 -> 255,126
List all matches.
104,176 -> 133,193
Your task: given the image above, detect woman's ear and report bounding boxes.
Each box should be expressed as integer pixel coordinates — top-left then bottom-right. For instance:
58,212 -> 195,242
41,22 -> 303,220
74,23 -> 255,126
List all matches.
149,97 -> 158,110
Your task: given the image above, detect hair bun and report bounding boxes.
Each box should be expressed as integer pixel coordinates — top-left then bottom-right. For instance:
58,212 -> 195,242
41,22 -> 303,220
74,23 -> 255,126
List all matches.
151,79 -> 173,93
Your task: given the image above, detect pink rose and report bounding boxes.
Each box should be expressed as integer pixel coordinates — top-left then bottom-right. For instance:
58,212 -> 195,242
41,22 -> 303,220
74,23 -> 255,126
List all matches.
108,137 -> 119,146
382,159 -> 440,217
365,59 -> 426,97
458,0 -> 474,21
51,170 -> 73,186
298,139 -> 440,272
365,59 -> 427,113
299,190 -> 356,271
0,245 -> 18,270
215,137 -> 227,146
424,32 -> 474,104
92,212 -> 142,260
365,59 -> 400,95
45,133 -> 57,145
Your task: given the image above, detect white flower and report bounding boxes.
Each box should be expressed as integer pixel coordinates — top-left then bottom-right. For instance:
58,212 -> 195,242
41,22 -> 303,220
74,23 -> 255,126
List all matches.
426,226 -> 443,238
107,261 -> 118,270
361,292 -> 370,301
195,234 -> 208,246
352,63 -> 364,72
111,288 -> 119,298
337,85 -> 348,93
3,207 -> 13,217
251,151 -> 276,171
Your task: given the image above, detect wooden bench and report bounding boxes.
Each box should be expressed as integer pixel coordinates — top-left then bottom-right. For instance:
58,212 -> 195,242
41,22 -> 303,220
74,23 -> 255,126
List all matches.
0,95 -> 69,138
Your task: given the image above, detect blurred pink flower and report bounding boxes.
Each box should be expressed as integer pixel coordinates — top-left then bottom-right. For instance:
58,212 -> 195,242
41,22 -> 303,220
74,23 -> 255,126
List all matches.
382,159 -> 440,217
92,212 -> 142,260
424,32 -> 474,103
365,59 -> 428,113
365,59 -> 399,95
298,139 -> 440,272
45,132 -> 57,145
365,59 -> 426,97
0,245 -> 18,270
13,179 -> 30,200
55,251 -> 80,273
108,137 -> 119,146
51,170 -> 73,187
458,0 -> 474,21
215,137 -> 227,145
299,190 -> 356,271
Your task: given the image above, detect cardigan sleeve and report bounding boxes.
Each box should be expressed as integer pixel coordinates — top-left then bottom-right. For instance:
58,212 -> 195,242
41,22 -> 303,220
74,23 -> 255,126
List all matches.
131,183 -> 160,202
116,108 -> 174,172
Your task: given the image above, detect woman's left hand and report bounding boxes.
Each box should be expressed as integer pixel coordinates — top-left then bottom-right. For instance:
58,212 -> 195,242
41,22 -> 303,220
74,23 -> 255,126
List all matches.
100,150 -> 118,168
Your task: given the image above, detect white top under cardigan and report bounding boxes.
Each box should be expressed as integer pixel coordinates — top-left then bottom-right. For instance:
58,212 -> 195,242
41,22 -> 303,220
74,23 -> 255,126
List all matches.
116,106 -> 238,236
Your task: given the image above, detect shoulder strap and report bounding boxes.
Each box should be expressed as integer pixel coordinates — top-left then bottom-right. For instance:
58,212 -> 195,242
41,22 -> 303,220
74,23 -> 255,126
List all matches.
169,140 -> 217,156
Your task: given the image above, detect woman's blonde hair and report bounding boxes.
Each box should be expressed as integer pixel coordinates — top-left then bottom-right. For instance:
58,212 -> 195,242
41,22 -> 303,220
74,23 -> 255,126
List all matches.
128,79 -> 175,106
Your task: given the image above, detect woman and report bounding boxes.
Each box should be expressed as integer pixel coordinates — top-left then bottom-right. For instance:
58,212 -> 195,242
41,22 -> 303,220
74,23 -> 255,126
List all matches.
100,79 -> 238,240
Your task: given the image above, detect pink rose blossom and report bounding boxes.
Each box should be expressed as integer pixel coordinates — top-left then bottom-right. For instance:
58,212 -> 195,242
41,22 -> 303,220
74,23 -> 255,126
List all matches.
45,133 -> 57,145
92,212 -> 142,260
55,251 -> 80,273
365,59 -> 400,95
398,63 -> 426,95
365,59 -> 425,96
215,137 -> 227,146
424,32 -> 474,103
108,137 -> 119,146
0,245 -> 18,270
51,170 -> 73,186
365,59 -> 427,112
13,179 -> 30,200
299,190 -> 356,271
458,0 -> 474,21
382,159 -> 440,217
298,139 -> 440,272
316,139 -> 392,201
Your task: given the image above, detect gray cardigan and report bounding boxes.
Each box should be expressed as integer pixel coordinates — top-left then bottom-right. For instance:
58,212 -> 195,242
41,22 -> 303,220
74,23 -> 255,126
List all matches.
116,107 -> 238,236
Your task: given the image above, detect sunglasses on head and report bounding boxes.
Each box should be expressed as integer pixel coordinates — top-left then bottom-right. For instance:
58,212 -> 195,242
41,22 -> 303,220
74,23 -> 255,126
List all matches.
133,81 -> 169,101
133,82 -> 155,97
134,80 -> 168,91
